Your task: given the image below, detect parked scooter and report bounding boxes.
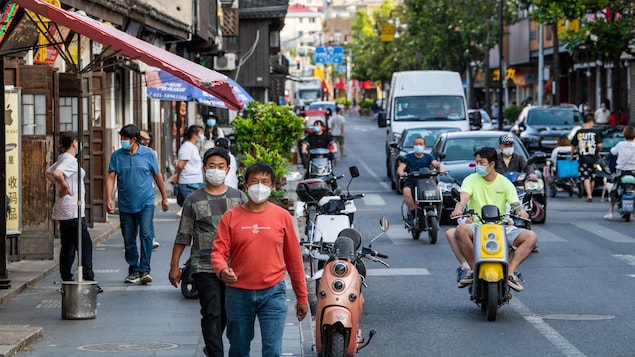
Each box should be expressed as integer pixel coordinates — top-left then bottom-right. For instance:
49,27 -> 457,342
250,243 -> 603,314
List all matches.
452,200 -> 529,321
298,167 -> 363,283
614,171 -> 635,221
401,167 -> 442,243
313,217 -> 390,356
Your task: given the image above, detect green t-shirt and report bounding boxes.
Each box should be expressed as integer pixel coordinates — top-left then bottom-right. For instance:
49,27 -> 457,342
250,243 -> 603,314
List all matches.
461,172 -> 519,216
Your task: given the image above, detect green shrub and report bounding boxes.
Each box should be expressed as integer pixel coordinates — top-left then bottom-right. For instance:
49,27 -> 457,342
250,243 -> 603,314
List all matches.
240,144 -> 290,189
503,105 -> 522,124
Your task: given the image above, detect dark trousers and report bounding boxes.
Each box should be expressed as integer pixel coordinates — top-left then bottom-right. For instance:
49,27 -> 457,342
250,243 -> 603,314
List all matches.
193,272 -> 226,357
59,217 -> 95,281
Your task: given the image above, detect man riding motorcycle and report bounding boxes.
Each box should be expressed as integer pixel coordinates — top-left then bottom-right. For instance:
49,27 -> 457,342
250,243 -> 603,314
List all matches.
450,147 -> 537,292
396,136 -> 445,224
496,133 -> 536,179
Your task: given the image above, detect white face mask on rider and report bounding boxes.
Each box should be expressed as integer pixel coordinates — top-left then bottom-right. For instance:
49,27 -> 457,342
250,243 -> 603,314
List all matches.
247,183 -> 271,204
502,147 -> 514,156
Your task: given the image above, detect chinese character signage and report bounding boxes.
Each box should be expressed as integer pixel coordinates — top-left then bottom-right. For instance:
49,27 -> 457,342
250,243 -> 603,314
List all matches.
5,88 -> 21,234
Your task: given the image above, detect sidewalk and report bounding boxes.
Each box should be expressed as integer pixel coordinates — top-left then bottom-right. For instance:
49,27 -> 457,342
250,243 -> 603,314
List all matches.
0,196 -> 315,357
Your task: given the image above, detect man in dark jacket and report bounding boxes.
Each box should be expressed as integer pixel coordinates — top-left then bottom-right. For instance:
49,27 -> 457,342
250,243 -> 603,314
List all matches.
496,133 -> 536,179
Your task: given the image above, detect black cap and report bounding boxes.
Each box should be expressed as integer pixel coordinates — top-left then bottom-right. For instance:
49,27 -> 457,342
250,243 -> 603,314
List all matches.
203,147 -> 230,166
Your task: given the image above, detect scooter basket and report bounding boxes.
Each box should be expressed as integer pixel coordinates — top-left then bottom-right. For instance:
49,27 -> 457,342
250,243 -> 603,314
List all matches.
296,179 -> 332,202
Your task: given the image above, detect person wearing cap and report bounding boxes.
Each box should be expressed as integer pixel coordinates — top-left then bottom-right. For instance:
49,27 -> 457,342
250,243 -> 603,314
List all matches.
328,106 -> 346,158
213,138 -> 239,189
169,148 -> 247,357
105,124 -> 169,284
199,112 -> 225,157
496,133 -> 536,180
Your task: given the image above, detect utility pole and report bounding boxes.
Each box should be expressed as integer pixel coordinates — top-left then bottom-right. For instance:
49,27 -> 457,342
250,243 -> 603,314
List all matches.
497,0 -> 504,130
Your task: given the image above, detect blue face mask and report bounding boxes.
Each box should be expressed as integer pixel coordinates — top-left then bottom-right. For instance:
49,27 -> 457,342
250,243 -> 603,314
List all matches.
413,145 -> 425,154
475,164 -> 490,177
207,119 -> 216,127
121,140 -> 131,150
313,126 -> 321,133
199,135 -> 205,144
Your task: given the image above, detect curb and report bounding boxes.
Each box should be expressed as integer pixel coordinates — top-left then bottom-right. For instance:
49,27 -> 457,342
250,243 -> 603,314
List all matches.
0,326 -> 43,357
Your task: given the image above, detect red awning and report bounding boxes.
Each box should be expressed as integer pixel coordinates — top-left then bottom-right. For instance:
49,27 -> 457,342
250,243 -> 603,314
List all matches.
13,0 -> 243,110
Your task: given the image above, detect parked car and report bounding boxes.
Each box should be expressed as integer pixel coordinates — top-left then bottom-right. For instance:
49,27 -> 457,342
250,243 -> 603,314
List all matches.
430,131 -> 530,223
387,126 -> 461,193
468,109 -> 494,130
511,106 -> 583,152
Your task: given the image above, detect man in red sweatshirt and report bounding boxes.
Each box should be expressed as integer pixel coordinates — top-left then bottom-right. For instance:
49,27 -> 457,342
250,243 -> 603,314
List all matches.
212,162 -> 308,357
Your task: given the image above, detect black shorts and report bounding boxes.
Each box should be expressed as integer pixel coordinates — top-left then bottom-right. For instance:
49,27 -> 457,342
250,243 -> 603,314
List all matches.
578,162 -> 597,180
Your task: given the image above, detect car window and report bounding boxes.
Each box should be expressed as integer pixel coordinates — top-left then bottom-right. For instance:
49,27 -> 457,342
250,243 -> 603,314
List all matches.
442,137 -> 527,161
527,110 -> 581,126
601,128 -> 624,151
402,128 -> 460,147
394,96 -> 466,121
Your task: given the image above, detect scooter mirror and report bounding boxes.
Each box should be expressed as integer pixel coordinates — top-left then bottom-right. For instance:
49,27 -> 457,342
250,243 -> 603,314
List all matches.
349,166 -> 360,178
379,216 -> 389,232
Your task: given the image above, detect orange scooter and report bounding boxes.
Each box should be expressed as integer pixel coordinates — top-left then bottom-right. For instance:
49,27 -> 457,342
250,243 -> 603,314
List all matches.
314,217 -> 389,357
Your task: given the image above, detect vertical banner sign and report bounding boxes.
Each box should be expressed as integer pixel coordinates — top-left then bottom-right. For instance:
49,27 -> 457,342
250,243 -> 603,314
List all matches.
5,88 -> 21,234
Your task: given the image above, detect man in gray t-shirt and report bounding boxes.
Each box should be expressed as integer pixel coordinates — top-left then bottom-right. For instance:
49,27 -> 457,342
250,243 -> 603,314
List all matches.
328,107 -> 346,157
169,148 -> 247,357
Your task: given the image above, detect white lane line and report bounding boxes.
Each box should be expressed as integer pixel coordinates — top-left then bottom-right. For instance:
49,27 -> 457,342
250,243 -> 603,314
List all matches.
511,298 -> 586,357
362,194 -> 386,206
577,222 -> 635,243
531,226 -> 567,242
613,254 -> 635,265
366,268 -> 430,276
354,153 -> 392,191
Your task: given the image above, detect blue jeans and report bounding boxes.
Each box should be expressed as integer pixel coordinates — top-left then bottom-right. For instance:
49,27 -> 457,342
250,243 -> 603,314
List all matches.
226,281 -> 287,357
120,204 -> 155,273
178,183 -> 204,205
59,217 -> 94,281
193,272 -> 226,357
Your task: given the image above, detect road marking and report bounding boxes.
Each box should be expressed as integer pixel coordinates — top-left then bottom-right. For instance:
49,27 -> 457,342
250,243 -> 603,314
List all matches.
353,153 -> 392,191
362,194 -> 386,206
531,226 -> 567,242
366,268 -> 430,276
577,222 -> 635,243
154,218 -> 180,222
613,254 -> 635,265
511,298 -> 586,357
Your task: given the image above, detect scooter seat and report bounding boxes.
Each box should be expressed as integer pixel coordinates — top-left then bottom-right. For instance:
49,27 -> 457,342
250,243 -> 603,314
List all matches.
621,175 -> 635,184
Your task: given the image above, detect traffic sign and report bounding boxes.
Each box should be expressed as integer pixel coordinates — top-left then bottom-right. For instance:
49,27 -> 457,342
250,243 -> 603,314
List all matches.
314,46 -> 344,64
336,65 -> 346,72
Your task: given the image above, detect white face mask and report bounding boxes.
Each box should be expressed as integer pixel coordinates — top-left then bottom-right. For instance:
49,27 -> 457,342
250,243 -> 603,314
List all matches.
205,169 -> 226,186
247,183 -> 272,204
502,147 -> 514,156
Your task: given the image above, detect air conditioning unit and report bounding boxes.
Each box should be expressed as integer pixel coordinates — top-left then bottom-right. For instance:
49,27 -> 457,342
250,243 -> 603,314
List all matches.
214,53 -> 237,71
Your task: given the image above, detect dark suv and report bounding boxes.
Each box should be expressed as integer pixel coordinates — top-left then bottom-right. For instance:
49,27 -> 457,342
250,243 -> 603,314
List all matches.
511,106 -> 583,152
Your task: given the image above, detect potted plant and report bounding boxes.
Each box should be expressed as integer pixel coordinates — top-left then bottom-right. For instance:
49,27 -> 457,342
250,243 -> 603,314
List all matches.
232,101 -> 305,209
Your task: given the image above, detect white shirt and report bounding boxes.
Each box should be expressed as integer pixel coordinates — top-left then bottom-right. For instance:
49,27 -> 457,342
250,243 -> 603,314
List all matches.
178,141 -> 204,184
610,141 -> 635,170
328,114 -> 346,136
551,146 -> 573,164
47,153 -> 85,220
226,152 -> 239,189
594,108 -> 610,124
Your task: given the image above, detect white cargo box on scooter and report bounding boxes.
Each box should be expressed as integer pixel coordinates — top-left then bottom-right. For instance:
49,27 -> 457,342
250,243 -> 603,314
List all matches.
312,195 -> 357,244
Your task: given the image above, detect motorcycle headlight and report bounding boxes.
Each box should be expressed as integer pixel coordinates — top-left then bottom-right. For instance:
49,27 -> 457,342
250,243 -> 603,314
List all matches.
332,262 -> 348,277
424,189 -> 438,199
438,182 -> 459,193
333,279 -> 345,291
525,179 -> 544,191
484,240 -> 500,254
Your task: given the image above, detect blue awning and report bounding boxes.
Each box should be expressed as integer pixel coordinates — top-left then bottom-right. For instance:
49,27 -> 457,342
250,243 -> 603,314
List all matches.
146,70 -> 253,109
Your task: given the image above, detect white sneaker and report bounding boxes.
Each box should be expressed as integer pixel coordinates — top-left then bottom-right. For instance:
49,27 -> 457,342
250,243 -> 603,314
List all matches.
152,240 -> 160,249
604,213 -> 613,220
176,207 -> 183,217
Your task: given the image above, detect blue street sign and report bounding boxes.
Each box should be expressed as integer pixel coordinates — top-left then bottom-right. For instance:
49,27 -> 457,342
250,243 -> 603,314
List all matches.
336,65 -> 346,72
314,46 -> 345,64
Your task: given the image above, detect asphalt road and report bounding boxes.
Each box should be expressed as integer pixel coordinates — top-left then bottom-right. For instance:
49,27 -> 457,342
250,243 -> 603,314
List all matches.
319,114 -> 635,356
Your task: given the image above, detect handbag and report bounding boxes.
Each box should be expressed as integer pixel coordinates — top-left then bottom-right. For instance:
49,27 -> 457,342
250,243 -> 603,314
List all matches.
557,153 -> 579,179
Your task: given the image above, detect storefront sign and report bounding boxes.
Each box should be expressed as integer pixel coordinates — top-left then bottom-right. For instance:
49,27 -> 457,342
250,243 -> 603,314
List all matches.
5,88 -> 22,234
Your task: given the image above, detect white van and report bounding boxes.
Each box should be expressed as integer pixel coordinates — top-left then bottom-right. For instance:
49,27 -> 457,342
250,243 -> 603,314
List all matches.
379,70 -> 479,159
